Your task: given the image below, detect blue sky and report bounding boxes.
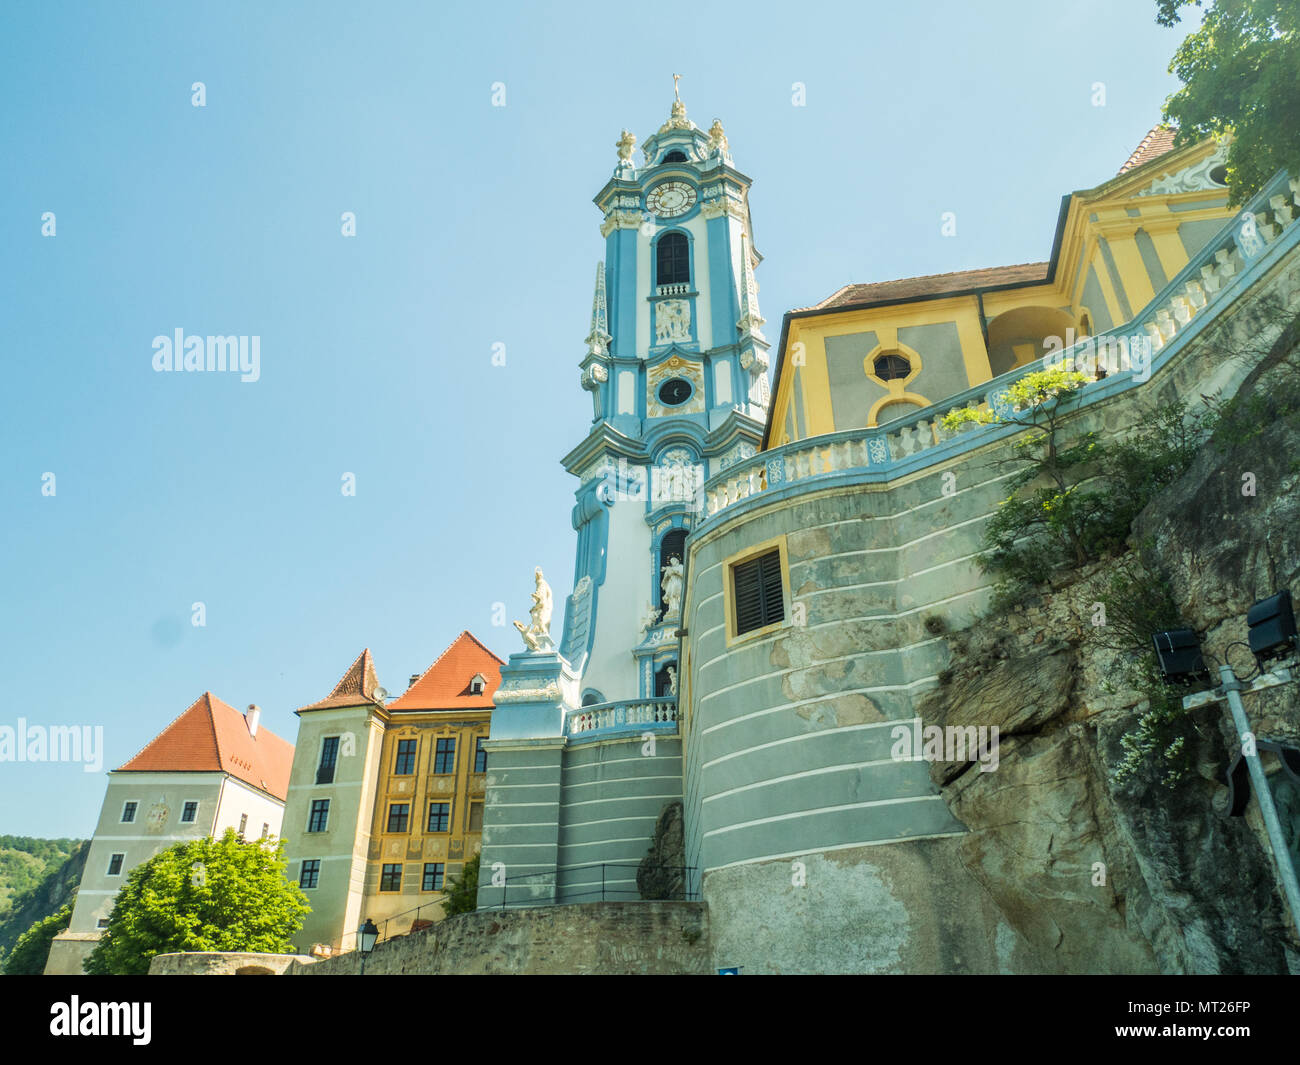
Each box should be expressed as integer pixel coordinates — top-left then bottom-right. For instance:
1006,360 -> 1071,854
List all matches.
0,0 -> 1194,837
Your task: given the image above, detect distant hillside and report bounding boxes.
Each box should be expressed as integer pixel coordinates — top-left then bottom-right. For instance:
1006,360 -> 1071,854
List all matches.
0,838 -> 87,959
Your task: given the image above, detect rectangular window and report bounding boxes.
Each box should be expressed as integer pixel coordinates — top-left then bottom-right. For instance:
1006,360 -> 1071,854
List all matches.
380,863 -> 402,892
316,736 -> 340,785
474,737 -> 488,773
733,548 -> 785,635
238,814 -> 248,839
394,738 -> 417,775
97,918 -> 110,929
308,799 -> 330,833
299,859 -> 320,889
261,823 -> 269,839
433,738 -> 456,774
422,863 -> 445,892
387,803 -> 410,833
107,854 -> 124,876
120,801 -> 137,823
180,801 -> 198,824
427,802 -> 450,833
469,802 -> 484,832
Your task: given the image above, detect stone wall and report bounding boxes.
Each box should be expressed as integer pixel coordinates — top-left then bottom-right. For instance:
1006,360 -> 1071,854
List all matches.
286,901 -> 709,975
149,951 -> 314,975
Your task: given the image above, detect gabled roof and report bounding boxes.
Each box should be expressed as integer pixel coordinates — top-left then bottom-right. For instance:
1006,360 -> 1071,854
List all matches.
807,262 -> 1051,313
297,648 -> 385,713
388,631 -> 504,711
115,692 -> 294,801
1118,124 -> 1178,175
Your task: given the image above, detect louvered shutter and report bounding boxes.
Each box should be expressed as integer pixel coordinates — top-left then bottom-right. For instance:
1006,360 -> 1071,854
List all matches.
734,549 -> 783,635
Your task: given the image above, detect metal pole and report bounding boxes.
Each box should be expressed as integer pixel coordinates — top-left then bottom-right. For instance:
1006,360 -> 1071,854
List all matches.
1217,663 -> 1300,937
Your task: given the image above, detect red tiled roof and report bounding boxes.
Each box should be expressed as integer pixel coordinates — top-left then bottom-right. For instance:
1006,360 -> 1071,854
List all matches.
808,262 -> 1051,312
115,692 -> 294,801
298,648 -> 384,712
1118,125 -> 1178,175
388,631 -> 504,711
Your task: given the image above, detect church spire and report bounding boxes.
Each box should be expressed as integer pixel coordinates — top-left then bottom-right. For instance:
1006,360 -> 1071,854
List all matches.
585,261 -> 611,357
737,234 -> 765,341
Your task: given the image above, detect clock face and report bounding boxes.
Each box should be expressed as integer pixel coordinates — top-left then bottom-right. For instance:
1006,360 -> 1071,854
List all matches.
646,181 -> 697,219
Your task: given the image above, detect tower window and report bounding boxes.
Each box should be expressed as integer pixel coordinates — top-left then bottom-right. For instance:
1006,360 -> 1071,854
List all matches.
663,149 -> 688,163
656,232 -> 690,286
873,353 -> 911,381
732,549 -> 785,636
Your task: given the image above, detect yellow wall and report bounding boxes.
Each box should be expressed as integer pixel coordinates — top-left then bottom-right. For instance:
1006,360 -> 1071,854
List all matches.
363,711 -> 490,932
767,140 -> 1233,449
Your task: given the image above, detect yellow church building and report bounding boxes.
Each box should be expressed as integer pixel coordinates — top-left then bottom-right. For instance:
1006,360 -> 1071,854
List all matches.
766,128 -> 1235,445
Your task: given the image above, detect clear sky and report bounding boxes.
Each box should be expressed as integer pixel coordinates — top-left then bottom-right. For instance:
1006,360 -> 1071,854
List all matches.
0,0 -> 1196,836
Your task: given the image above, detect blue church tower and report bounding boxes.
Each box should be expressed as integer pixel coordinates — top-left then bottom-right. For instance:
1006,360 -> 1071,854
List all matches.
479,91 -> 770,906
560,91 -> 770,706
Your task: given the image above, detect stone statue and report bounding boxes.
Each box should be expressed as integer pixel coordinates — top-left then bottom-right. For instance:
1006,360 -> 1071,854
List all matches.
513,566 -> 555,652
667,664 -> 678,696
640,601 -> 661,634
706,119 -> 728,157
616,129 -> 636,163
661,555 -> 685,618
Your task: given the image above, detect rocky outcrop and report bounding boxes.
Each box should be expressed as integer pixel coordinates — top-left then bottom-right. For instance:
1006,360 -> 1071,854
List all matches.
918,318 -> 1300,974
637,801 -> 685,900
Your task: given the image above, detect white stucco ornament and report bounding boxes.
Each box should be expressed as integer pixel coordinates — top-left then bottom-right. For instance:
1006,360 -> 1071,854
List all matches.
656,300 -> 691,344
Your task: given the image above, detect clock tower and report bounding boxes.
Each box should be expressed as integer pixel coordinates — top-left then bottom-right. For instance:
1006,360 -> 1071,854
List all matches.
559,93 -> 770,706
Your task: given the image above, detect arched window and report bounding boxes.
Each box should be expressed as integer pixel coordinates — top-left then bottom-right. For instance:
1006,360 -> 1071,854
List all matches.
656,232 -> 690,287
663,149 -> 688,163
581,691 -> 603,707
658,529 -> 687,612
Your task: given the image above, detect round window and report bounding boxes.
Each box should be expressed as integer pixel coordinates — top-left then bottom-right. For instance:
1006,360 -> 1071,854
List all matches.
658,378 -> 692,406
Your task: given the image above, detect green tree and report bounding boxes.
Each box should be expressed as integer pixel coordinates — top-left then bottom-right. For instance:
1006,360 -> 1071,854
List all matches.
1157,0 -> 1300,203
84,830 -> 310,975
442,854 -> 480,917
3,902 -> 71,975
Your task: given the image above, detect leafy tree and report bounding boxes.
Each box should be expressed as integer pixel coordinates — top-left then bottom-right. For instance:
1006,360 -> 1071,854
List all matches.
84,830 -> 310,975
442,854 -> 480,918
1157,0 -> 1300,203
3,902 -> 71,975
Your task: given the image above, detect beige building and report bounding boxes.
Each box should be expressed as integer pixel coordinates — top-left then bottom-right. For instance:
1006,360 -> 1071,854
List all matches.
282,632 -> 500,955
44,693 -> 293,974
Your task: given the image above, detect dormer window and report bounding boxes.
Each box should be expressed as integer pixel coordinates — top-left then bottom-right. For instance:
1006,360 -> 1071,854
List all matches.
663,149 -> 688,163
469,674 -> 486,696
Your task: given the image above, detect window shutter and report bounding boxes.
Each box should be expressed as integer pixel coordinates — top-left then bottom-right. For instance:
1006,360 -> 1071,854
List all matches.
734,549 -> 783,635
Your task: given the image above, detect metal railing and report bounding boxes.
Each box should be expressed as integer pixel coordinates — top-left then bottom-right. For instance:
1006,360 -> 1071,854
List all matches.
486,861 -> 699,909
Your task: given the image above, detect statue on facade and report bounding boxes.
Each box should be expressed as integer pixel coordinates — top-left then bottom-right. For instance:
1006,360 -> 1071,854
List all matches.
616,129 -> 636,164
667,664 -> 678,696
640,601 -> 662,635
706,119 -> 728,158
513,566 -> 555,652
660,555 -> 685,618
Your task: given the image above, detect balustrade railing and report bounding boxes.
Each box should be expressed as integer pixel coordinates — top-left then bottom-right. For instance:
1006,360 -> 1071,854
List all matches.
703,170 -> 1300,523
566,697 -> 678,737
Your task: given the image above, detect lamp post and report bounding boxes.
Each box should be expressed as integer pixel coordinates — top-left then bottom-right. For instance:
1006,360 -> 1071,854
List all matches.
358,918 -> 379,976
1154,590 -> 1300,940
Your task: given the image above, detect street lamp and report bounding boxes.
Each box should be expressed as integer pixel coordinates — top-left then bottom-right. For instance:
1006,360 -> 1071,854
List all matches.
1150,593 -> 1300,938
358,918 -> 379,975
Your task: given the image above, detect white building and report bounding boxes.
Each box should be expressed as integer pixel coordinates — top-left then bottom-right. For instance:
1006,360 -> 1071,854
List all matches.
44,692 -> 294,974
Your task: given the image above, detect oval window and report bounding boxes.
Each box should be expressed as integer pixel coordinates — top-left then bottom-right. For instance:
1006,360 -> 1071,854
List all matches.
658,378 -> 692,406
